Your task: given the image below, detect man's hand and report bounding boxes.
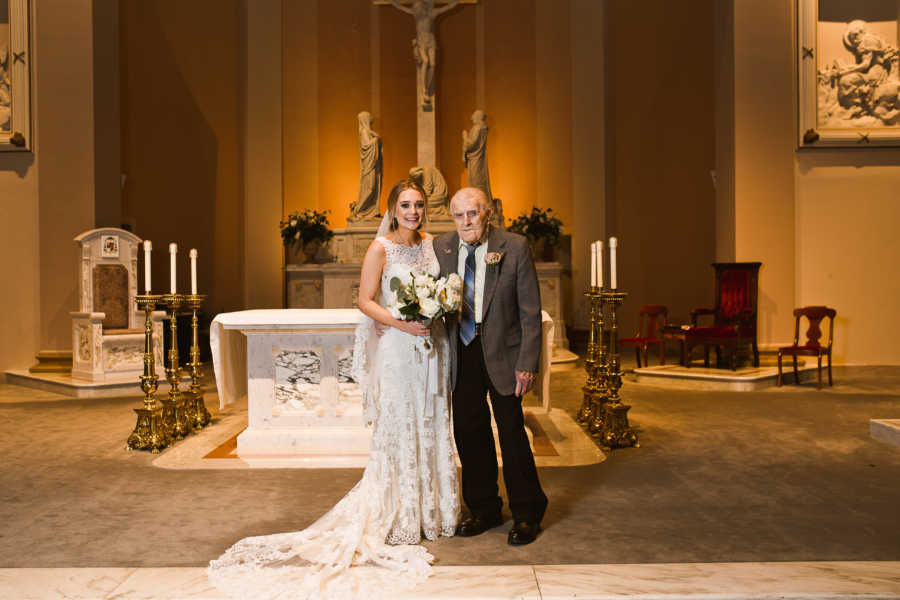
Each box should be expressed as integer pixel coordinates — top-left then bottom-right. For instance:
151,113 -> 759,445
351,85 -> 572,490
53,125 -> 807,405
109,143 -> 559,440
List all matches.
514,370 -> 536,397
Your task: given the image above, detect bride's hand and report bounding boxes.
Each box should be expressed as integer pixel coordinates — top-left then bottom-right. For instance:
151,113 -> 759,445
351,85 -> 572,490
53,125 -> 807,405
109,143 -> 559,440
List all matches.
399,320 -> 431,337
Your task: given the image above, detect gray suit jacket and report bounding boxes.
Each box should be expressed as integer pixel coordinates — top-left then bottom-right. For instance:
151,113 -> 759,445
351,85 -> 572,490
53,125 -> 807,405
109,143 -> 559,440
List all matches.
434,228 -> 542,397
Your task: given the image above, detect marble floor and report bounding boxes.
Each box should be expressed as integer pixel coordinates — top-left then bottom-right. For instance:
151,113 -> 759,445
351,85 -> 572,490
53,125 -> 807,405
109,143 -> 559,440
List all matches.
150,398 -> 605,470
2,561 -> 899,599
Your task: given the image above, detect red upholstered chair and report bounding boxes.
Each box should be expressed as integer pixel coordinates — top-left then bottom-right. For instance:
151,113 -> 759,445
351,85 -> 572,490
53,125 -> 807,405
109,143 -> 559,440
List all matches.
777,306 -> 836,389
621,305 -> 668,367
685,262 -> 761,370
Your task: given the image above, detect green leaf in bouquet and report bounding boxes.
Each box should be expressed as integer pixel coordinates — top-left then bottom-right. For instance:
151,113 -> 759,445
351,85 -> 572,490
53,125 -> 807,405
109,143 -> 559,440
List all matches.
400,304 -> 420,319
390,277 -> 404,292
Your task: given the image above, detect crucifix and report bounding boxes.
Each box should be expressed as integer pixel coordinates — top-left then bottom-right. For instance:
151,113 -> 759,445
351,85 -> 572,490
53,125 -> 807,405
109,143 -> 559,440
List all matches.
377,0 -> 475,167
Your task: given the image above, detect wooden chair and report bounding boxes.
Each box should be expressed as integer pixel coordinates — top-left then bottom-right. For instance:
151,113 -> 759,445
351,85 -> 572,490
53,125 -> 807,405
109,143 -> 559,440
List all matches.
621,305 -> 667,368
777,306 -> 836,389
685,262 -> 761,370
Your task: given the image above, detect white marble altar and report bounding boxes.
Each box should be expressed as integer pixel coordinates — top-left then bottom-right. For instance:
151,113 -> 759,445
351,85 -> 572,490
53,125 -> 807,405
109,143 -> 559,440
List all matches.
871,419 -> 900,447
210,309 -> 370,464
210,307 -> 556,465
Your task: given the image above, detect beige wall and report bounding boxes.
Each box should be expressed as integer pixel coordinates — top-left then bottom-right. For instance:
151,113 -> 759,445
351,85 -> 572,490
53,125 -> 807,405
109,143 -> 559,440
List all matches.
720,0 -> 900,364
282,0 -> 579,227
243,0 -> 283,309
569,0 -> 605,328
795,153 -> 900,364
0,0 -> 99,369
732,0 -> 796,347
0,153 -> 39,370
92,0 -> 122,230
120,0 -> 244,315
605,0 -> 717,336
36,0 -> 97,352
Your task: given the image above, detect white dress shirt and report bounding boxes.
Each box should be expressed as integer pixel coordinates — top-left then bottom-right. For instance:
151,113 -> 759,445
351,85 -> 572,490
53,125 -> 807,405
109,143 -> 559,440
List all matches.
457,240 -> 487,324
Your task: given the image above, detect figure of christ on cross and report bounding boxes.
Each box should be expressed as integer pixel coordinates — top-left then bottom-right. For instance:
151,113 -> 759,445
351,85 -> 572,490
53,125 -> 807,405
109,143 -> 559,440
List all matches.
389,0 -> 460,110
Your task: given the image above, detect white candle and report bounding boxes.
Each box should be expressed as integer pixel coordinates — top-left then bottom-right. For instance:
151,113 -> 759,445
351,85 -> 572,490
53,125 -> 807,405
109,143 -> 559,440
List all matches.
190,248 -> 198,295
169,243 -> 178,294
143,240 -> 152,294
590,242 -> 597,288
597,240 -> 604,289
609,236 -> 618,290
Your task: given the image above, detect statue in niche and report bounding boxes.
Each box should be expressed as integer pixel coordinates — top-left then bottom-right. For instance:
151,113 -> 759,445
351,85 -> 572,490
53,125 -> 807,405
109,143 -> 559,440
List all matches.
409,165 -> 450,219
388,0 -> 460,110
462,110 -> 492,204
349,111 -> 383,223
0,42 -> 11,131
818,20 -> 900,127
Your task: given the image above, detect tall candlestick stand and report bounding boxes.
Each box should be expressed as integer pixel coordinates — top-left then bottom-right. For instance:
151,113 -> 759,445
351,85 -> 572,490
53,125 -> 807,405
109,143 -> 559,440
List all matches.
161,294 -> 192,439
126,295 -> 170,452
577,288 -> 605,425
597,291 -> 639,448
184,294 -> 211,429
587,293 -> 611,436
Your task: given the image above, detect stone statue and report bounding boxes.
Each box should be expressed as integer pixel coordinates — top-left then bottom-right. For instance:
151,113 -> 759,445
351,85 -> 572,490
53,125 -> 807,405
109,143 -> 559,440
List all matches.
462,109 -> 492,203
350,111 -> 383,222
0,43 -> 11,132
389,0 -> 460,110
409,165 -> 450,219
818,20 -> 900,127
491,197 -> 505,230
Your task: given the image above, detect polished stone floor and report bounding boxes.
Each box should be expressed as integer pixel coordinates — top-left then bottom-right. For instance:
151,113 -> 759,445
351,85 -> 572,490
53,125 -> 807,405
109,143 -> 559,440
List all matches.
1,364 -> 899,598
2,562 -> 900,599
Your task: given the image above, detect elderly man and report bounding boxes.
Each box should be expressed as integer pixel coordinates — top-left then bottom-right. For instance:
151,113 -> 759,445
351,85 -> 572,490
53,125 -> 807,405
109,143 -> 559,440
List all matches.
434,187 -> 548,546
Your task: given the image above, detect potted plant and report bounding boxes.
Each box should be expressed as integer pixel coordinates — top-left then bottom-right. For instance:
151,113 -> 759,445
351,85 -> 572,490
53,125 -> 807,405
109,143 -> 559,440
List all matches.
507,206 -> 563,262
280,209 -> 335,264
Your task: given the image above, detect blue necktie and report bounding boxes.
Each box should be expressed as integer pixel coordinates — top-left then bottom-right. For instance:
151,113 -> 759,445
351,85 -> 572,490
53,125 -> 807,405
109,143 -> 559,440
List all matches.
460,243 -> 478,346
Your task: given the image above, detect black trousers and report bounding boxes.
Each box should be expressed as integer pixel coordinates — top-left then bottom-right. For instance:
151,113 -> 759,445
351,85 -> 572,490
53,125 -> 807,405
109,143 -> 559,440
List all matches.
453,335 -> 548,523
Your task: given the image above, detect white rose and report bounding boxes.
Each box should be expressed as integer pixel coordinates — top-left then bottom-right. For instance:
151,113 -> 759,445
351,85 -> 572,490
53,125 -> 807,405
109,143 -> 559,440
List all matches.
420,297 -> 441,319
415,286 -> 432,306
446,273 -> 462,293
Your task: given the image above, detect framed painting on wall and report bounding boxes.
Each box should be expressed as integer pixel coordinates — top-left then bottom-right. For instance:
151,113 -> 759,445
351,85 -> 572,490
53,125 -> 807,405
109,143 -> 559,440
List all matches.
798,0 -> 900,147
0,0 -> 31,152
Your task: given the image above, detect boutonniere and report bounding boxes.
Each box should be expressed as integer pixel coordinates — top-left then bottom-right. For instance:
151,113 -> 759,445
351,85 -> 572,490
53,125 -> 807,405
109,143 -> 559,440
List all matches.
485,251 -> 504,266
444,248 -> 452,254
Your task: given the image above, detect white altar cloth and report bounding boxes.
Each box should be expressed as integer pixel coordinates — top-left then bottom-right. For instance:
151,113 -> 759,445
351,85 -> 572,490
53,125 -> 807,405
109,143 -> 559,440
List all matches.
210,309 -> 362,409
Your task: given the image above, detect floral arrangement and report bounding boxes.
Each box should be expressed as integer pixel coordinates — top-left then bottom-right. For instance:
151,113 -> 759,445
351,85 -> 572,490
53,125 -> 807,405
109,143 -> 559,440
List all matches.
507,206 -> 564,247
389,271 -> 462,327
280,209 -> 335,247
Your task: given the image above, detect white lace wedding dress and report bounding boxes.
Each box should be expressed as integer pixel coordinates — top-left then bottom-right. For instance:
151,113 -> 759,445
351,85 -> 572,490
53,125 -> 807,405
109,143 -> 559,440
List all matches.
208,235 -> 459,600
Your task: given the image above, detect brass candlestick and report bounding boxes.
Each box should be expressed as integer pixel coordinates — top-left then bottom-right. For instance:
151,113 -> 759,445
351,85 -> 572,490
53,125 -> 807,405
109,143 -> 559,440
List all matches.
161,294 -> 192,439
184,294 -> 211,429
577,288 -> 605,424
597,291 -> 639,448
127,295 -> 170,452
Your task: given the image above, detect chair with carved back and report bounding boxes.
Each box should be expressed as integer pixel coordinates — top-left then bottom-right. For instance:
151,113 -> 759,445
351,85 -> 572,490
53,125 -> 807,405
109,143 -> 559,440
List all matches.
777,306 -> 836,389
685,262 -> 761,370
70,228 -> 165,381
621,305 -> 668,368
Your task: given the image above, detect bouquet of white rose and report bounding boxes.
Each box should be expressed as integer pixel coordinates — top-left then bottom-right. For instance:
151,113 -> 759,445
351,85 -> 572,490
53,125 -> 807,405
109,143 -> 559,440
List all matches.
389,271 -> 462,329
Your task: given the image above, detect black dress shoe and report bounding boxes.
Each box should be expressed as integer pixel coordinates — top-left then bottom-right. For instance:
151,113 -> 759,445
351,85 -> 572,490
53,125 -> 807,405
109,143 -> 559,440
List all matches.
455,514 -> 503,537
507,521 -> 541,546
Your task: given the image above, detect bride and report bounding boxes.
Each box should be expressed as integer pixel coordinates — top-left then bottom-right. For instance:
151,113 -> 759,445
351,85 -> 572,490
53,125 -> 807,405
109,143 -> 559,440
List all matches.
208,179 -> 460,599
